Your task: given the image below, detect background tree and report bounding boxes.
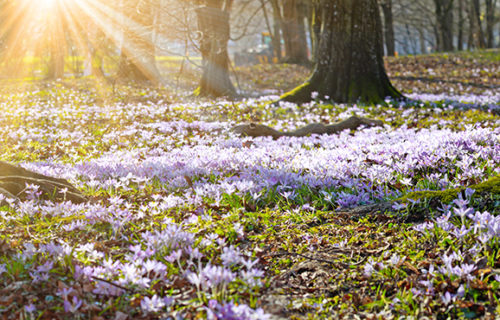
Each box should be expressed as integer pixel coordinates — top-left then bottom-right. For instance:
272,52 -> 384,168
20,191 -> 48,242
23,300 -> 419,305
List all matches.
380,0 -> 396,56
117,0 -> 162,84
457,0 -> 465,50
267,0 -> 283,61
0,0 -> 498,82
281,0 -> 309,65
281,0 -> 403,104
485,0 -> 497,48
469,0 -> 486,48
433,0 -> 455,52
195,0 -> 236,97
46,0 -> 66,79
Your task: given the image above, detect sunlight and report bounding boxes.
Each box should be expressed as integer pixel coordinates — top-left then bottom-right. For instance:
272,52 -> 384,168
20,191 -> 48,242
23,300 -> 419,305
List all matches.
39,0 -> 70,10
0,0 -> 160,83
40,0 -> 58,7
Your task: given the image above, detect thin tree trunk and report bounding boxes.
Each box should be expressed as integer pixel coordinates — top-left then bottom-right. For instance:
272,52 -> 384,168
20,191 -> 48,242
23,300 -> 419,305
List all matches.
281,0 -> 403,104
467,0 -> 475,49
457,0 -> 464,50
311,2 -> 322,63
380,0 -> 395,56
418,28 -> 427,54
46,2 -> 65,79
270,0 -> 283,61
304,1 -> 316,63
261,0 -> 281,62
471,0 -> 486,48
485,0 -> 496,48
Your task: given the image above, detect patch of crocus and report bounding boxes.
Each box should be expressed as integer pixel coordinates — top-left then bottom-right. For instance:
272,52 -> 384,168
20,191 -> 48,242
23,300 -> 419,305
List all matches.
0,87 -> 497,318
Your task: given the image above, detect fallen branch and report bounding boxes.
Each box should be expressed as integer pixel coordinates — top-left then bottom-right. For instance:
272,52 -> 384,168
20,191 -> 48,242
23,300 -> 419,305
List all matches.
231,116 -> 383,139
91,276 -> 135,293
268,250 -> 366,269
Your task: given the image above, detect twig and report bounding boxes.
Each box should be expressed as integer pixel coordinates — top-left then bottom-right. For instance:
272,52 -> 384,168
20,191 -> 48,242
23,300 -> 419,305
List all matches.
91,276 -> 134,293
265,250 -> 368,267
293,251 -> 340,265
266,250 -> 341,266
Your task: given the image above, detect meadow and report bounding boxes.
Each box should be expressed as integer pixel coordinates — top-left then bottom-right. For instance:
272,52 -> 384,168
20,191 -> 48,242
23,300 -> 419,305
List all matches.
0,50 -> 499,319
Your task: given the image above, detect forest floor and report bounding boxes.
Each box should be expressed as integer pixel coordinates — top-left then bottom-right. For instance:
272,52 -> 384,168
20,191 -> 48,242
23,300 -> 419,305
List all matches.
0,50 -> 499,320
234,49 -> 500,96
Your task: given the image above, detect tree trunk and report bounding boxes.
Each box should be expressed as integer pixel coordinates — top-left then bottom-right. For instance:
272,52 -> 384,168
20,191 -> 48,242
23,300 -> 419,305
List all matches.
470,0 -> 486,48
457,0 -> 464,50
46,2 -> 65,80
83,25 -> 105,78
262,0 -> 282,62
281,0 -> 402,104
309,2 -> 322,63
304,2 -> 316,63
433,0 -> 455,52
47,43 -> 65,80
467,1 -> 475,49
380,0 -> 395,56
117,0 -> 161,84
195,0 -> 236,97
418,28 -> 427,54
485,0 -> 496,48
281,0 -> 309,65
272,25 -> 282,62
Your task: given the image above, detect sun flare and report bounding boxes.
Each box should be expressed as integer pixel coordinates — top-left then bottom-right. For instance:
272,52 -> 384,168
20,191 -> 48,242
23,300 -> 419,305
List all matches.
0,0 -> 158,81
39,0 -> 72,10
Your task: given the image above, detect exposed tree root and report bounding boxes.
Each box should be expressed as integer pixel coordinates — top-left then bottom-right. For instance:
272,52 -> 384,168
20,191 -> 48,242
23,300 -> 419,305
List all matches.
231,116 -> 383,139
397,175 -> 499,204
0,161 -> 86,205
346,176 -> 499,220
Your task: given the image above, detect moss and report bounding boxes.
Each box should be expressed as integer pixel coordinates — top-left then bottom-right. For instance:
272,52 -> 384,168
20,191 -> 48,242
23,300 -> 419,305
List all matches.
473,175 -> 500,194
279,82 -> 312,104
193,86 -> 202,97
398,175 -> 499,204
348,78 -> 381,104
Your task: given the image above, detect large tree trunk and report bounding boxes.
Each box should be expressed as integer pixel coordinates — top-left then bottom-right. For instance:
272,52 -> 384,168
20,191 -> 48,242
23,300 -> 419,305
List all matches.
195,0 -> 236,97
281,0 -> 309,65
433,0 -> 455,52
380,0 -> 395,56
280,0 -> 402,104
117,0 -> 161,84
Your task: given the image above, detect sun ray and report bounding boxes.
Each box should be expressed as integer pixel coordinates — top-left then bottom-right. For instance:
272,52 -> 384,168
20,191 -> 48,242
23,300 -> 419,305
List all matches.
0,0 -> 163,83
